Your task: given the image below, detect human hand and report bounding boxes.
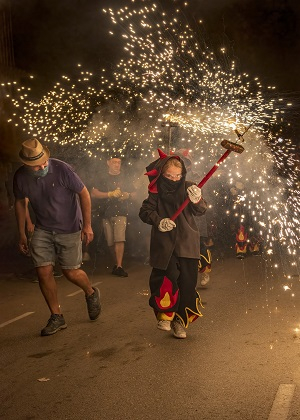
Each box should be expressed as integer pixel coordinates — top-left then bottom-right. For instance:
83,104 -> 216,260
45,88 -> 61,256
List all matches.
187,185 -> 202,203
108,188 -> 122,198
26,222 -> 35,236
81,226 -> 94,246
158,218 -> 176,232
119,192 -> 130,201
19,234 -> 29,255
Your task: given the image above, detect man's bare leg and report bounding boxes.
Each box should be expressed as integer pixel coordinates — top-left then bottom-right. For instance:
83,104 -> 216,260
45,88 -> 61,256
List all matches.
36,265 -> 61,314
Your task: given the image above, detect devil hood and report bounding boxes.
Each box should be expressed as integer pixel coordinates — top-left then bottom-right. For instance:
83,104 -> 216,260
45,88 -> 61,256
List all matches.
145,149 -> 187,193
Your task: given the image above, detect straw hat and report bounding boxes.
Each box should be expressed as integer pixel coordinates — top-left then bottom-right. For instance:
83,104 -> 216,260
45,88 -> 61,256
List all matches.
19,138 -> 50,166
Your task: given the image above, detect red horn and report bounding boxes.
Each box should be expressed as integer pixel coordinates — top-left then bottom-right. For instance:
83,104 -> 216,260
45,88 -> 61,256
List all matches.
158,148 -> 168,159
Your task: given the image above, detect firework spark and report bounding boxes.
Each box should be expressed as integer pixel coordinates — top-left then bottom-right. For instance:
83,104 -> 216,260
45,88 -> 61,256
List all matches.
1,0 -> 298,266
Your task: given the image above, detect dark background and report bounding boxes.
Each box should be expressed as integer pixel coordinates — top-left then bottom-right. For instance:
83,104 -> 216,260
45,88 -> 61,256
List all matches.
10,0 -> 300,95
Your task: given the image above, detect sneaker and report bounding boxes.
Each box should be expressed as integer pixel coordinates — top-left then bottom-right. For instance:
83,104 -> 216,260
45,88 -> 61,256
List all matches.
53,270 -> 63,278
171,319 -> 187,339
111,265 -> 117,274
157,320 -> 171,331
41,314 -> 67,336
200,273 -> 210,286
86,287 -> 101,320
112,266 -> 128,277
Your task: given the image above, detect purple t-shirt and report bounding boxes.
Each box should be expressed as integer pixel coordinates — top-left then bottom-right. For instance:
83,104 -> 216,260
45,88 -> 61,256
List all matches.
13,158 -> 84,233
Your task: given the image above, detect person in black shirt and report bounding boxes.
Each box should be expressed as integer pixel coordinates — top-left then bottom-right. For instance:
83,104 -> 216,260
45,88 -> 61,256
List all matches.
91,155 -> 136,277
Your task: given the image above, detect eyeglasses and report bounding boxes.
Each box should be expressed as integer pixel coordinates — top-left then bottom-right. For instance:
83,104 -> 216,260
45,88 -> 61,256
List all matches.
163,173 -> 182,180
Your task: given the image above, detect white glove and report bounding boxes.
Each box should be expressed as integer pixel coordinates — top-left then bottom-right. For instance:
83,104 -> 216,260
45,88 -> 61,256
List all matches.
158,218 -> 176,232
187,185 -> 202,203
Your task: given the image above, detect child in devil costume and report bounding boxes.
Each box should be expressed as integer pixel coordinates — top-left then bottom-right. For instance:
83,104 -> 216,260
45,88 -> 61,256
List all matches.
139,150 -> 207,339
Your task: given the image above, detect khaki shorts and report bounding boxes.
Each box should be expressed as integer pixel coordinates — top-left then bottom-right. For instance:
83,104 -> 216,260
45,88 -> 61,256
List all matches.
103,216 -> 127,246
30,228 -> 82,269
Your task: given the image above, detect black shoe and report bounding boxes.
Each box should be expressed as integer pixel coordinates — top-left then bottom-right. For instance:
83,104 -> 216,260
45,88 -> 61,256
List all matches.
41,314 -> 67,336
86,287 -> 101,321
112,266 -> 128,277
111,265 -> 117,274
53,270 -> 63,278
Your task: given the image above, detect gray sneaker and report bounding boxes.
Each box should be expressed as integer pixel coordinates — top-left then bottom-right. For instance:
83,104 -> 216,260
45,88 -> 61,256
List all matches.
200,273 -> 210,286
86,287 -> 101,321
171,319 -> 187,339
157,320 -> 171,331
41,314 -> 67,336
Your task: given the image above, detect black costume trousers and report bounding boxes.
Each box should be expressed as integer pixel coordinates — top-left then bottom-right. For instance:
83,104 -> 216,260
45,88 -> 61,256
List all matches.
149,254 -> 202,327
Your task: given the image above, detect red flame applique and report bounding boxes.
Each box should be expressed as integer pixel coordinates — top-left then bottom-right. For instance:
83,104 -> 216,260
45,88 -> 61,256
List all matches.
155,276 -> 179,310
236,225 -> 247,242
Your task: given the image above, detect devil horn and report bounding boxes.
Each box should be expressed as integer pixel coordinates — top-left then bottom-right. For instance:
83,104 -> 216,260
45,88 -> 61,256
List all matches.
157,148 -> 168,159
145,168 -> 159,177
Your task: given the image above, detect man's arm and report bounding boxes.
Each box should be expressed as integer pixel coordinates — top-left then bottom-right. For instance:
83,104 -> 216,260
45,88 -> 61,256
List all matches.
90,187 -> 109,199
25,198 -> 35,236
78,186 -> 94,246
15,198 -> 29,254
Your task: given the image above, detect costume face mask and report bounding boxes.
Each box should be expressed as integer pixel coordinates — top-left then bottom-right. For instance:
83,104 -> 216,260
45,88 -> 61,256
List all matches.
32,166 -> 49,178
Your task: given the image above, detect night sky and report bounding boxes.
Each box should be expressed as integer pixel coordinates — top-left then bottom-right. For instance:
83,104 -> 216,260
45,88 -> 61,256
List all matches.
10,0 -> 300,95
5,0 -> 299,253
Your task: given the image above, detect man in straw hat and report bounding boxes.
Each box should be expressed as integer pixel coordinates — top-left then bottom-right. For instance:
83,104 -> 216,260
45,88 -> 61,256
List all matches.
13,138 -> 101,336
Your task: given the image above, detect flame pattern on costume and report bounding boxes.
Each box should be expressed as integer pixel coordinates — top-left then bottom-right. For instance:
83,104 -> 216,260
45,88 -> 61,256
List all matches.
150,265 -> 204,327
155,276 -> 179,310
249,234 -> 263,256
176,291 -> 204,328
235,225 -> 248,259
198,246 -> 212,274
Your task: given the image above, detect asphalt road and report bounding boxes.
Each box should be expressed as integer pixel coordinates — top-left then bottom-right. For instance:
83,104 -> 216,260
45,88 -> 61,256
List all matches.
1,253 -> 300,420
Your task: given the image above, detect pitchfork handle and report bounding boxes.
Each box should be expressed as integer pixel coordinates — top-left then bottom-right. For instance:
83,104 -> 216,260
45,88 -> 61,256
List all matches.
170,149 -> 231,221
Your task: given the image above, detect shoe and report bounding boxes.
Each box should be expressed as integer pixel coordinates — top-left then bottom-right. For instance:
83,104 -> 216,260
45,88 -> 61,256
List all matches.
157,320 -> 171,331
171,319 -> 187,339
86,287 -> 101,321
41,314 -> 67,336
112,266 -> 128,277
53,270 -> 63,278
200,273 -> 210,286
111,265 -> 117,274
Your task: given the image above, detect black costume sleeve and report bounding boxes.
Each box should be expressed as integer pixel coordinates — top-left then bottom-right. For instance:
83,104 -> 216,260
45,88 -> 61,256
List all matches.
139,193 -> 161,227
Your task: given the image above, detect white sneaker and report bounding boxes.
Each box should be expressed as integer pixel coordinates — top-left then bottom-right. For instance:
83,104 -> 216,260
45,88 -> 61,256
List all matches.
200,273 -> 210,286
157,320 -> 171,331
171,319 -> 187,339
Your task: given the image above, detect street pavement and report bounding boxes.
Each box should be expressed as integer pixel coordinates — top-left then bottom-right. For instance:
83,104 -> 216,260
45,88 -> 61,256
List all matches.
1,252 -> 300,420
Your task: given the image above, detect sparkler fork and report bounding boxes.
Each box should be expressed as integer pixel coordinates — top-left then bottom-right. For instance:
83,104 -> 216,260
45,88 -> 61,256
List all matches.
170,124 -> 254,221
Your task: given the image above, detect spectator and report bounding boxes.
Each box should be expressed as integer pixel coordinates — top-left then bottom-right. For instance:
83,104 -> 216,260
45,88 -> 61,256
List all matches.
13,138 -> 101,336
90,154 -> 136,277
139,149 -> 207,339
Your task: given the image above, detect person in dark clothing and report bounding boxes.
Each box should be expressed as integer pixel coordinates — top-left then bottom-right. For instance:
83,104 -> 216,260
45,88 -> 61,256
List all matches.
91,155 -> 136,277
139,149 -> 207,339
